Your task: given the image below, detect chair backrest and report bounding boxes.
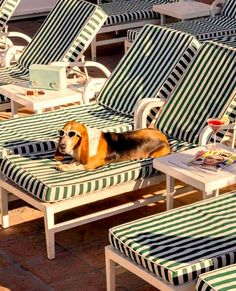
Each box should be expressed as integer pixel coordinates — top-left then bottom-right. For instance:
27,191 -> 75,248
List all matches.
97,24 -> 200,116
0,0 -> 21,30
222,0 -> 236,18
156,41 -> 236,145
19,0 -> 107,68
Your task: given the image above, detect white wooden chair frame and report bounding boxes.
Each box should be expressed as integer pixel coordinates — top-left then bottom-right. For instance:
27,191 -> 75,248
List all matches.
105,245 -> 196,291
0,30 -> 32,67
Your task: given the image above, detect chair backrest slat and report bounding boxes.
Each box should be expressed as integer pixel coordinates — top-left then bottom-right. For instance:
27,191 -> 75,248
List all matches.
0,0 -> 21,30
97,25 -> 200,116
19,0 -> 107,67
156,42 -> 236,145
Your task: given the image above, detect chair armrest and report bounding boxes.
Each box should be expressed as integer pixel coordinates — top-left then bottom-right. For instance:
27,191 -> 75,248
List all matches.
211,0 -> 226,17
133,98 -> 165,129
199,123 -> 236,148
4,45 -> 26,67
50,61 -> 111,78
0,31 -> 32,43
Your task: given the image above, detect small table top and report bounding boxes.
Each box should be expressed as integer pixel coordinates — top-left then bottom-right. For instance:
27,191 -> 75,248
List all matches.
153,1 -> 211,21
153,145 -> 236,192
0,79 -> 84,111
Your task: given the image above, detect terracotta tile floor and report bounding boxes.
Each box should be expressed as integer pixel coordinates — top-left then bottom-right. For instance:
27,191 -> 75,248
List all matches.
0,17 -> 235,291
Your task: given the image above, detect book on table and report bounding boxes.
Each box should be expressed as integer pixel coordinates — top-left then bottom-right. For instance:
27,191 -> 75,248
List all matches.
188,148 -> 236,172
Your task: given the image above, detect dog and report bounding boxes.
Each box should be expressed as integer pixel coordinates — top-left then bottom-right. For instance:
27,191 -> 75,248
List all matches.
55,120 -> 170,171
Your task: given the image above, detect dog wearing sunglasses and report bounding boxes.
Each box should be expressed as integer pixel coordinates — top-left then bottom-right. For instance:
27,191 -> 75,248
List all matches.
54,120 -> 170,171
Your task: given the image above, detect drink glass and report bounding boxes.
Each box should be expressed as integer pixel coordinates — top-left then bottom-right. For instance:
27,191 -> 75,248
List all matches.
207,118 -> 227,149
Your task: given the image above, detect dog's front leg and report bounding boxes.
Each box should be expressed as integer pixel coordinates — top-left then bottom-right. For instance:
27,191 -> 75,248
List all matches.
55,161 -> 85,171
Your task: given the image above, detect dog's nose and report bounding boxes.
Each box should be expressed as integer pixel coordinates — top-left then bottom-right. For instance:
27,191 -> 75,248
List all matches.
59,144 -> 66,150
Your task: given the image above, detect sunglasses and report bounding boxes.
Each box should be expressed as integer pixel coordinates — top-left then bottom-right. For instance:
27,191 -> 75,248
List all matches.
58,129 -> 81,138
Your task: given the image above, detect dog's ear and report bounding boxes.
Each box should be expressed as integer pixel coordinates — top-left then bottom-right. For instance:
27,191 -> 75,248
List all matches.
77,124 -> 89,165
54,143 -> 65,161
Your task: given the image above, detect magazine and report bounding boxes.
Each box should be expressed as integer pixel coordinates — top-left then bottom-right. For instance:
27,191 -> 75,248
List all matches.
188,148 -> 236,172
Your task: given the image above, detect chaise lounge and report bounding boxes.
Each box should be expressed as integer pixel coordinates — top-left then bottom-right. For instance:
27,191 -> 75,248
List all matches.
0,27 -> 235,260
0,0 -> 110,111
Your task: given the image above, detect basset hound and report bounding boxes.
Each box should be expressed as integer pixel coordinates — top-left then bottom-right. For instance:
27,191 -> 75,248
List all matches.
55,120 -> 170,171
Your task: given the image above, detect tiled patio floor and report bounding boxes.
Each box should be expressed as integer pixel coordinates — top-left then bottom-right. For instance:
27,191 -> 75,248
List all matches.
0,17 -> 235,291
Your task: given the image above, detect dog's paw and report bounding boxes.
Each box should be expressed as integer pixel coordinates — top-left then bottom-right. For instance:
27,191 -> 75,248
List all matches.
55,162 -> 67,171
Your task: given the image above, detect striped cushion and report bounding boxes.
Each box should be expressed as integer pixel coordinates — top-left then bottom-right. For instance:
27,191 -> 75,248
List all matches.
166,17 -> 236,41
97,24 -> 200,115
0,103 -> 133,157
0,134 -> 194,202
109,192 -> 236,286
1,153 -> 157,202
196,264 -> 236,291
222,0 -> 236,18
156,42 -> 236,145
0,0 -> 21,30
127,19 -> 236,43
19,0 -> 107,67
101,0 -> 179,26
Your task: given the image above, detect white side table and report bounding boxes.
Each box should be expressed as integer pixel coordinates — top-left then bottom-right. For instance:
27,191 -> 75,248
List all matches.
153,1 -> 211,25
0,78 -> 105,117
153,145 -> 236,210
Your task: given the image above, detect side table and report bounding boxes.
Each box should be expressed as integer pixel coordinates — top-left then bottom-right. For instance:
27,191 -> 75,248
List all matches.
0,78 -> 105,117
153,145 -> 236,210
153,1 -> 212,25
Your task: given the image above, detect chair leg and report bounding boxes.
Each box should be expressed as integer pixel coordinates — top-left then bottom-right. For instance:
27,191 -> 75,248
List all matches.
105,246 -> 116,291
0,187 -> 9,228
91,38 -> 97,61
43,207 -> 56,259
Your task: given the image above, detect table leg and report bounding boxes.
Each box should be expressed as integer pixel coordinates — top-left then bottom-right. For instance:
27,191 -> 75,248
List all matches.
160,14 -> 166,25
35,109 -> 43,114
203,191 -> 214,200
166,175 -> 175,210
11,100 -> 22,118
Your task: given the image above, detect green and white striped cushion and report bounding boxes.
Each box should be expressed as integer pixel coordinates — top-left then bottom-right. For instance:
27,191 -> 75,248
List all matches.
109,192 -> 236,286
97,24 -> 200,115
0,133 -> 195,202
222,0 -> 236,18
156,42 -> 236,145
101,0 -> 179,26
0,0 -> 21,30
196,264 -> 236,291
1,153 -> 158,202
19,0 -> 107,67
0,103 -> 133,157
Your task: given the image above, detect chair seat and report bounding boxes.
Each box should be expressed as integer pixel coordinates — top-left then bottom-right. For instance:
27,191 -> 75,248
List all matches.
0,102 -> 196,202
100,0 -> 159,26
196,264 -> 236,291
127,16 -> 236,43
109,192 -> 236,286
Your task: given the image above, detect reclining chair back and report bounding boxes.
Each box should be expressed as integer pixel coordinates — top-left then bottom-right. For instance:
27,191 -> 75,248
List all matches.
97,24 -> 200,116
18,0 -> 107,68
156,41 -> 236,145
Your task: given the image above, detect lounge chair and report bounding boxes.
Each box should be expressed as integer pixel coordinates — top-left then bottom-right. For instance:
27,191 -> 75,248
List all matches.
0,0 -> 109,111
106,191 -> 236,291
0,25 -> 200,259
196,264 -> 236,291
0,32 -> 235,260
91,0 -> 182,60
125,0 -> 236,52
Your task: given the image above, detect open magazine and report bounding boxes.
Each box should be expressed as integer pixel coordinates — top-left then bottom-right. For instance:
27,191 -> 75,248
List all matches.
188,148 -> 236,172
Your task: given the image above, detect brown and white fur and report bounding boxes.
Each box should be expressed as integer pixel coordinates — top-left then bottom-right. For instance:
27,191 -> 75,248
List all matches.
55,120 -> 170,171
